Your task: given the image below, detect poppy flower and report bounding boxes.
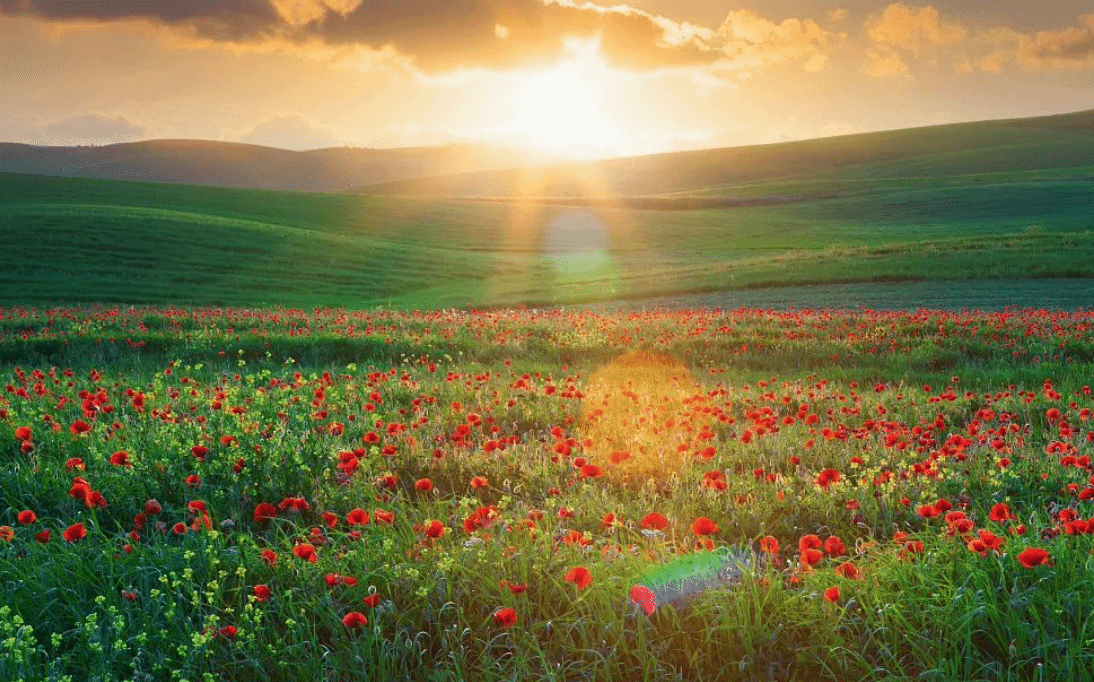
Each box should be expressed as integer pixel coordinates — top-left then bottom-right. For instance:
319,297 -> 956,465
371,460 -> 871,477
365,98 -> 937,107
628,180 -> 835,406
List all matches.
253,502 -> 277,522
109,451 -> 131,467
173,522 -> 188,535
989,503 -> 1013,523
759,536 -> 780,554
493,607 -> 517,627
414,478 -> 433,492
816,468 -> 840,490
63,522 -> 87,543
70,420 -> 91,435
14,426 -> 32,442
17,510 -> 37,525
1018,547 -> 1050,568
0,526 -> 12,542
691,517 -> 718,536
824,586 -> 840,602
253,585 -> 271,602
293,543 -> 318,562
261,549 -> 278,565
800,548 -> 823,567
374,509 -> 395,525
35,529 -> 51,543
640,513 -> 669,531
798,534 -> 822,552
470,476 -> 489,489
363,593 -> 381,608
217,625 -> 237,640
823,536 -> 846,556
346,508 -> 370,526
609,451 -> 631,464
191,446 -> 208,461
564,566 -> 592,590
580,464 -> 603,479
342,612 -> 368,628
835,562 -> 859,579
423,520 -> 446,539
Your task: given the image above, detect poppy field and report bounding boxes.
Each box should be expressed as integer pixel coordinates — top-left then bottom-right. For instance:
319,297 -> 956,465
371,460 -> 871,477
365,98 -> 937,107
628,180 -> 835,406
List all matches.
3,304 -> 1094,681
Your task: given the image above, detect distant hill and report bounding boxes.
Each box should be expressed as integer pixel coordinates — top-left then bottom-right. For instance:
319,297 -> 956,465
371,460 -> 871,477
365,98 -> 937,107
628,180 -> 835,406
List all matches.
354,108 -> 1094,200
0,139 -> 556,192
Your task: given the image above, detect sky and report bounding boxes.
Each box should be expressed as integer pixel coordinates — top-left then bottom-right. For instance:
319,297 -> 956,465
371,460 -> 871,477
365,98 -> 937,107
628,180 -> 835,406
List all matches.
2,1 -> 1094,159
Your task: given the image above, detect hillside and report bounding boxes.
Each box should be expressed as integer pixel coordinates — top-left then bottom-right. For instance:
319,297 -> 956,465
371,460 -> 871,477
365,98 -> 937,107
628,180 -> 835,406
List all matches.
356,109 -> 1094,200
0,139 -> 555,192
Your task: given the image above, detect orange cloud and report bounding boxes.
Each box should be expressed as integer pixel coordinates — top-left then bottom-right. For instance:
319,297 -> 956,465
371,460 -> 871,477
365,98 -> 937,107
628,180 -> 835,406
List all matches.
866,3 -> 966,54
717,10 -> 841,72
862,51 -> 910,79
1016,15 -> 1094,70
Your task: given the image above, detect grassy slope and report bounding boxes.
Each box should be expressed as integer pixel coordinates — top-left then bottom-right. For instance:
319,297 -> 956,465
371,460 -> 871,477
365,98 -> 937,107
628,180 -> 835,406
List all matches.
2,109 -> 1094,309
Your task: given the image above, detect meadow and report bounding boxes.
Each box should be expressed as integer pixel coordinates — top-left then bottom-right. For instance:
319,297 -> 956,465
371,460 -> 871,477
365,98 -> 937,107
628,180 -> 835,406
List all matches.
3,304 -> 1094,681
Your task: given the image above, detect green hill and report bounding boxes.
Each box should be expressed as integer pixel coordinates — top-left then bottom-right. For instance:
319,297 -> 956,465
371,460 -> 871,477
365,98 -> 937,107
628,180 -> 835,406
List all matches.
3,109 -> 1094,310
356,109 -> 1094,201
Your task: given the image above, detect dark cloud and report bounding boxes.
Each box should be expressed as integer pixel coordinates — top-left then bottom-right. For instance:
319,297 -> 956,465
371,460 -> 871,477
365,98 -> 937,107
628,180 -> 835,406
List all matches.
291,0 -> 718,70
40,113 -> 146,145
0,0 -> 281,40
0,0 -> 832,73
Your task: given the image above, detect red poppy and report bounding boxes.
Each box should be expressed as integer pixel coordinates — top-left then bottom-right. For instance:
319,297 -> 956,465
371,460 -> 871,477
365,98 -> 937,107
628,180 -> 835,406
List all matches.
470,476 -> 489,489
70,420 -> 91,435
815,468 -> 840,490
580,464 -> 603,479
17,510 -> 37,525
253,502 -> 277,522
800,548 -> 823,568
217,625 -> 237,640
609,451 -> 631,464
173,522 -> 188,535
989,503 -> 1013,523
342,612 -> 368,628
293,543 -> 318,562
261,549 -> 277,565
191,446 -> 208,461
109,451 -> 131,467
835,562 -> 859,579
374,509 -> 395,525
493,607 -> 517,627
1018,547 -> 1050,568
564,566 -> 592,590
601,513 -> 616,529
691,517 -> 718,536
798,534 -> 822,551
346,508 -> 370,525
0,526 -> 12,542
823,536 -> 846,556
640,513 -> 669,531
253,585 -> 271,602
14,426 -> 32,442
462,506 -> 499,534
63,522 -> 87,543
363,593 -> 381,608
824,586 -> 840,602
759,536 -> 780,554
35,529 -> 51,543
414,478 -> 433,492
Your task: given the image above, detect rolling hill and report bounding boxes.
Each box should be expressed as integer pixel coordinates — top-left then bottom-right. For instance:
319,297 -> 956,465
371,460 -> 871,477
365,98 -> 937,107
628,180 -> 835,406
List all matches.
2,108 -> 1094,310
355,108 -> 1094,201
0,139 -> 556,193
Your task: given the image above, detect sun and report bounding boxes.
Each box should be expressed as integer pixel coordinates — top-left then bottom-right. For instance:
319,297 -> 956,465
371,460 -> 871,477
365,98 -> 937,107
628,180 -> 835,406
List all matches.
514,66 -> 619,153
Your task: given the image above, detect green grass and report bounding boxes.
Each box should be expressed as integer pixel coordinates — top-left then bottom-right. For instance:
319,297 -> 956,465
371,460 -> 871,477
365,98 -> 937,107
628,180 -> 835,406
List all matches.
2,166 -> 1093,310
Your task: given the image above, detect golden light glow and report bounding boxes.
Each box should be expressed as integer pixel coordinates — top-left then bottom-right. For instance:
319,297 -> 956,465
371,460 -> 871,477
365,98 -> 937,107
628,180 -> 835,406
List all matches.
513,66 -> 620,152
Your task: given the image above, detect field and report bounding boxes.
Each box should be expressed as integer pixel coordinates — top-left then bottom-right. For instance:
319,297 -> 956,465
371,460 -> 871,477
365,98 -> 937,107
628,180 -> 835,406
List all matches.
3,109 -> 1094,312
4,304 -> 1094,681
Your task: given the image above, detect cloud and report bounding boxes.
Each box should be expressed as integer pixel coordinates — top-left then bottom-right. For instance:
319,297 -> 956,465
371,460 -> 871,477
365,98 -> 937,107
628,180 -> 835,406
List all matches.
237,113 -> 343,150
866,4 -> 966,54
0,0 -> 281,40
717,10 -> 840,72
1016,14 -> 1094,70
39,114 -> 147,145
0,0 -> 837,75
862,51 -> 910,79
